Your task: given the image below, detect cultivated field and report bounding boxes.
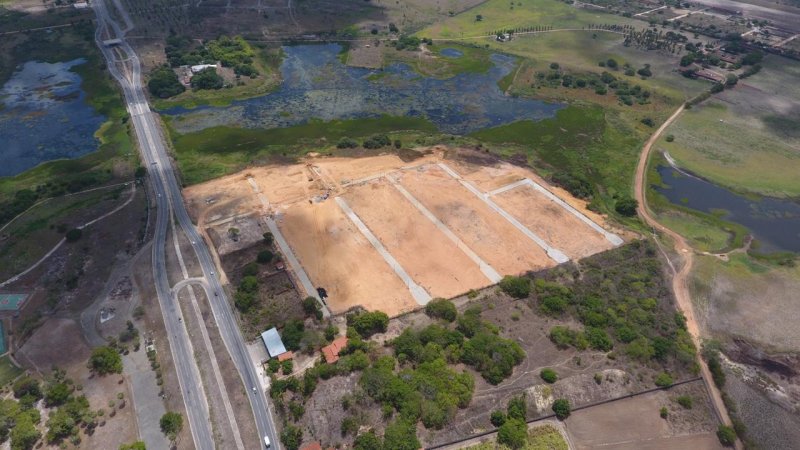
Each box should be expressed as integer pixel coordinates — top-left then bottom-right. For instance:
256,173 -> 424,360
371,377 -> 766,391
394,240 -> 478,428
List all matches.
185,149 -> 623,316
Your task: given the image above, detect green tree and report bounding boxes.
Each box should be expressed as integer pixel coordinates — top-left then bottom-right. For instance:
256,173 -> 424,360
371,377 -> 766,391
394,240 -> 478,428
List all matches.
506,394 -> 527,421
191,67 -> 224,90
348,311 -> 389,337
717,425 -> 737,447
280,424 -> 303,450
147,66 -> 185,98
425,298 -> 457,322
302,297 -> 321,318
497,418 -> 527,449
12,376 -> 41,400
159,412 -> 183,441
44,383 -> 71,407
499,276 -> 531,298
10,414 -> 40,450
353,430 -> 382,450
615,196 -> 638,216
654,372 -> 674,387
540,368 -> 558,383
89,346 -> 123,375
490,410 -> 507,427
257,250 -> 274,264
382,419 -> 419,450
119,442 -> 147,450
552,398 -> 571,420
65,228 -> 82,242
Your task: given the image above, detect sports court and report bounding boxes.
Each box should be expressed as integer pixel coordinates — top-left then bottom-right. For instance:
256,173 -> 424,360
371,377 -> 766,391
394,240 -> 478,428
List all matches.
0,294 -> 27,311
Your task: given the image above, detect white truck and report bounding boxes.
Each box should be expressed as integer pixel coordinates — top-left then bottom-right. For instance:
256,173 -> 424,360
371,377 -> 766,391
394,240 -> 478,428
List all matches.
264,436 -> 271,448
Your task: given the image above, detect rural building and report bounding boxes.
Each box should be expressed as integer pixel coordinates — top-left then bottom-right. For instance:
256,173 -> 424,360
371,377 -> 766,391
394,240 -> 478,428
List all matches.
73,2 -> 88,9
261,327 -> 288,359
321,336 -> 348,364
191,64 -> 217,73
299,443 -> 323,450
277,351 -> 294,362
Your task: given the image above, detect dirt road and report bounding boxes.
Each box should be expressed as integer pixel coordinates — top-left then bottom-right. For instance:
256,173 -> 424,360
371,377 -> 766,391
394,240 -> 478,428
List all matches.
634,105 -> 740,448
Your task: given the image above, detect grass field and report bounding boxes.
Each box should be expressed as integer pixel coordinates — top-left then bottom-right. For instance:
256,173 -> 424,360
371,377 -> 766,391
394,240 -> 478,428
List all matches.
658,55 -> 800,198
168,116 -> 438,184
383,42 -> 495,79
466,423 -> 570,449
0,355 -> 22,387
470,104 -> 644,215
0,186 -> 128,279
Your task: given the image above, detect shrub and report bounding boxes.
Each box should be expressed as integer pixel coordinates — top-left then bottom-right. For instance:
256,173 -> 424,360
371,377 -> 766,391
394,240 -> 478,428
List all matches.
159,412 -> 183,440
499,275 -> 531,298
637,64 -> 652,77
660,406 -> 668,418
552,398 -> 571,420
337,137 -> 359,149
717,425 -> 736,447
302,297 -> 321,318
585,327 -> 613,351
540,368 -> 558,384
354,430 -> 382,450
641,117 -> 655,127
89,346 -> 123,375
191,67 -> 224,90
362,134 -> 391,149
281,359 -> 294,374
606,58 -> 618,69
461,332 -> 525,384
65,228 -> 82,242
490,410 -> 507,427
280,424 -> 303,450
348,311 -> 389,337
506,394 -> 526,421
654,372 -> 674,387
497,419 -> 527,449
242,262 -> 259,277
665,134 -> 675,142
676,395 -> 693,409
549,62 -> 560,70
707,354 -> 726,388
257,250 -> 274,264
615,196 -> 638,216
425,298 -> 457,322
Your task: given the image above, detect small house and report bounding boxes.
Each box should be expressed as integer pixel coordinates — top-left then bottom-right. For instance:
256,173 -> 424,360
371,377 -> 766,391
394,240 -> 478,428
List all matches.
261,327 -> 288,359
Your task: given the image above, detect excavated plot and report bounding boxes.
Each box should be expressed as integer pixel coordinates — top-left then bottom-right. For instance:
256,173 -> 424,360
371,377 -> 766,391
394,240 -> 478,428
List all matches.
344,179 -> 489,299
493,185 -> 614,260
396,165 -> 553,275
277,200 -> 417,316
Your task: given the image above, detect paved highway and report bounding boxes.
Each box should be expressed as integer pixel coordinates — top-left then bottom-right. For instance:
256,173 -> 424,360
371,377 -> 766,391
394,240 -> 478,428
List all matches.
91,1 -> 281,448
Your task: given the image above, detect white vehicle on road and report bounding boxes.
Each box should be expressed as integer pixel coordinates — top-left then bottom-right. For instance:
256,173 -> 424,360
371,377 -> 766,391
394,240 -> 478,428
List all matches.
264,435 -> 271,448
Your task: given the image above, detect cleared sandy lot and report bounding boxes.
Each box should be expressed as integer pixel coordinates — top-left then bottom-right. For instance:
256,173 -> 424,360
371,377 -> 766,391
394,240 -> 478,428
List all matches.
345,179 -> 489,299
493,184 -> 614,260
565,391 -> 723,450
396,164 -> 553,275
277,199 -> 418,316
185,150 -> 622,316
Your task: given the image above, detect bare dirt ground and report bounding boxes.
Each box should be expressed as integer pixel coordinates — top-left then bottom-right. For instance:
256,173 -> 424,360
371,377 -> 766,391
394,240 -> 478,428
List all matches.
396,164 -> 553,275
17,318 -> 91,376
492,184 -> 613,260
277,198 -> 418,316
564,389 -> 723,450
344,179 -> 488,298
186,150 -> 621,317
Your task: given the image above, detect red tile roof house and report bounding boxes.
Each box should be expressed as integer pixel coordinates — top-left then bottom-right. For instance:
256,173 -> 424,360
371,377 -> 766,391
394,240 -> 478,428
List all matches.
321,336 -> 348,364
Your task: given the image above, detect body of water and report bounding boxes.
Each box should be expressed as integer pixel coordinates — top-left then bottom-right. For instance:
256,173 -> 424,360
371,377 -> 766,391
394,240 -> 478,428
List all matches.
439,48 -> 464,58
655,164 -> 800,253
0,59 -> 106,177
164,43 -> 563,135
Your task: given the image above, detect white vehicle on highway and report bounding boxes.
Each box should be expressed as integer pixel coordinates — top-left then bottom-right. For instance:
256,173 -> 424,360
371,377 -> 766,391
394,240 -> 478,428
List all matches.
264,435 -> 271,448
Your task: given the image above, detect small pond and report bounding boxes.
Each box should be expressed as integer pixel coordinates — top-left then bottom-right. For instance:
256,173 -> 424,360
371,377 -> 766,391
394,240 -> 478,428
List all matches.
164,43 -> 563,135
0,59 -> 106,177
655,164 -> 800,253
439,48 -> 464,58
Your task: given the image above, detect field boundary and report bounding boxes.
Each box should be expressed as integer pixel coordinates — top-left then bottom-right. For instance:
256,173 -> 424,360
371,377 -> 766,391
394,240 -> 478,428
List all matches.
427,376 -> 704,449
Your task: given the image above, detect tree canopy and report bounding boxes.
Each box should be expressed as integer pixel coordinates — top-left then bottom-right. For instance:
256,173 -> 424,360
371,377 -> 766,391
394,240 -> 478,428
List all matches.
88,346 -> 123,375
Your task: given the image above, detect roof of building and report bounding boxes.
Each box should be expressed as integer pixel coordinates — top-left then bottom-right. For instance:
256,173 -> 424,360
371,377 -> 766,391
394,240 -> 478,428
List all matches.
277,351 -> 294,362
300,443 -> 322,450
261,327 -> 287,358
321,336 -> 348,364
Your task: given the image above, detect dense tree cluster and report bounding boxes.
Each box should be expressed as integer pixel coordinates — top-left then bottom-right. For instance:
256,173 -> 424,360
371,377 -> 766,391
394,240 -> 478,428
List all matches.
190,67 -> 224,90
543,241 -> 696,368
147,66 -> 185,99
165,35 -> 259,77
347,311 -> 389,338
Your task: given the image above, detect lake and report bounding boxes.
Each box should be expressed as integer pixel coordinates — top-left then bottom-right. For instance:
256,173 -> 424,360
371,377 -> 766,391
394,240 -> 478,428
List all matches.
164,43 -> 563,135
655,164 -> 800,253
0,59 -> 106,177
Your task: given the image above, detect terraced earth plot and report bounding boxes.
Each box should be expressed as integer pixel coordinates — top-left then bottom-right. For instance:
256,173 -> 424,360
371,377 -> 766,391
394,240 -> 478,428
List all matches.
185,151 -> 623,315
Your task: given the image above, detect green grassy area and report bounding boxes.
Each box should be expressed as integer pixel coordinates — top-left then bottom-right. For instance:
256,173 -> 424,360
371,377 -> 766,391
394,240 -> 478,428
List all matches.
0,355 -> 23,387
0,21 -> 136,213
422,0 -> 632,38
0,186 -> 127,279
151,44 -> 284,110
383,43 -> 495,79
658,57 -> 800,198
168,116 -> 438,184
470,104 -> 644,215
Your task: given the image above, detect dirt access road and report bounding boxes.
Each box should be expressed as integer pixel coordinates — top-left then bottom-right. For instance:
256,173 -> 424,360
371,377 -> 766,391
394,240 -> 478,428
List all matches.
634,104 -> 741,448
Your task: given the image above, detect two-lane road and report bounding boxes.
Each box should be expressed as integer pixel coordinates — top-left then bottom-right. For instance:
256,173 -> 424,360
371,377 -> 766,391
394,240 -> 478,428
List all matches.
91,1 -> 281,448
